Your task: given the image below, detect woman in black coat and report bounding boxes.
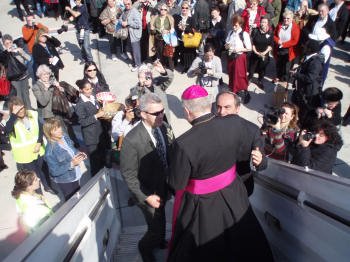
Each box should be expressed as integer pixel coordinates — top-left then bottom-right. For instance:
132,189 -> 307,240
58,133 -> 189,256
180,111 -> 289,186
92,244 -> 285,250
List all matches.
74,79 -> 111,176
173,1 -> 197,73
32,29 -> 64,80
291,119 -> 343,174
82,61 -> 110,96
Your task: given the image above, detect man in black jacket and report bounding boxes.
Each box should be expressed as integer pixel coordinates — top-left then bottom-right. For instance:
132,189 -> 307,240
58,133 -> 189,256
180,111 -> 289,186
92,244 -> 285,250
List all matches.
120,93 -> 174,262
329,0 -> 349,42
291,39 -> 324,128
301,3 -> 337,45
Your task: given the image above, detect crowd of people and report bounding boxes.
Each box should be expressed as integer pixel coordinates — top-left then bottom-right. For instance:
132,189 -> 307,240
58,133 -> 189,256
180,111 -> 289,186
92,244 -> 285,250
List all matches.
0,0 -> 350,259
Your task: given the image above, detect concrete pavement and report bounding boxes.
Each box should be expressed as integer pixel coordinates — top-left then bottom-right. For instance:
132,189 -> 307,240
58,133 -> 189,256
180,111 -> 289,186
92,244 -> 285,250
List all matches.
0,0 -> 350,259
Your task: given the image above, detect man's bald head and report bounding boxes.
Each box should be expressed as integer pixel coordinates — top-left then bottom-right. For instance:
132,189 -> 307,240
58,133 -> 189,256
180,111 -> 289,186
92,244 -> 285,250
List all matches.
216,91 -> 241,116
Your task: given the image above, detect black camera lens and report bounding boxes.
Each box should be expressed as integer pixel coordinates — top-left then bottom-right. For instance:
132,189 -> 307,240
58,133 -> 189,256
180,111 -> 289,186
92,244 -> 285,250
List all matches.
302,132 -> 316,141
57,25 -> 68,34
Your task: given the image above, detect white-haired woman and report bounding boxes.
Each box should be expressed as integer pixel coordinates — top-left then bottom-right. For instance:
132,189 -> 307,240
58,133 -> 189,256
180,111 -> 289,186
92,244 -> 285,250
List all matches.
32,65 -> 60,120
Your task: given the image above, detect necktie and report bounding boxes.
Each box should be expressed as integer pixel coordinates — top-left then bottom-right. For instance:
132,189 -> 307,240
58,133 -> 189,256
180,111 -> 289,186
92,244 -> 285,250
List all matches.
153,128 -> 168,169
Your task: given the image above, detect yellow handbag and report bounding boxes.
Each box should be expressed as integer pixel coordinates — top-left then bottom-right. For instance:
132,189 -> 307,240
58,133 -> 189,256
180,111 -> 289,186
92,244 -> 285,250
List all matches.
182,32 -> 202,48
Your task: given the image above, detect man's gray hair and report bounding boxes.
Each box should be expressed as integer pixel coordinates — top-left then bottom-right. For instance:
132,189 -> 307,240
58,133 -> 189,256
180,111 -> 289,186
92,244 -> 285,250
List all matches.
139,93 -> 163,112
182,96 -> 212,114
36,64 -> 52,78
216,89 -> 241,108
138,63 -> 153,77
2,34 -> 13,42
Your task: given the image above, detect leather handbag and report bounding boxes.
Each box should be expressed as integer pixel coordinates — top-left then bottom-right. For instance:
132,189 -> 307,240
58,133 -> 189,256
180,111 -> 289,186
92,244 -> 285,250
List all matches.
115,27 -> 128,40
182,32 -> 202,48
163,44 -> 175,58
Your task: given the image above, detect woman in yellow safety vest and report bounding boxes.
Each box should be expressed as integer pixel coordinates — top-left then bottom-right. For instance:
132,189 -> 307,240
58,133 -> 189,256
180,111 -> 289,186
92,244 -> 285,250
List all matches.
11,170 -> 53,233
5,96 -> 56,194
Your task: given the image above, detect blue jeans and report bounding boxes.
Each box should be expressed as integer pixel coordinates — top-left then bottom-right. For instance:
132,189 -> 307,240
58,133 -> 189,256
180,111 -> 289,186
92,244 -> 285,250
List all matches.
36,0 -> 46,16
76,29 -> 93,62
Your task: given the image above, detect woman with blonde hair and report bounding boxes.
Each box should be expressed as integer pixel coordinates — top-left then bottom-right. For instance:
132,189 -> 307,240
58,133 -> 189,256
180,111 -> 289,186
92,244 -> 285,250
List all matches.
263,102 -> 300,162
32,28 -> 64,80
44,117 -> 87,201
12,170 -> 53,233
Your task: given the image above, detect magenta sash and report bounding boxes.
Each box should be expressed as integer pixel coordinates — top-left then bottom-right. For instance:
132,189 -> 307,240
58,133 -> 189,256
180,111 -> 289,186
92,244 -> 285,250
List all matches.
169,165 -> 237,251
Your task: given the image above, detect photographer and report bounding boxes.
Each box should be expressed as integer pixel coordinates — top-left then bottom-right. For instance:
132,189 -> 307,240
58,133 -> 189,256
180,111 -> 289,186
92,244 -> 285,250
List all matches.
290,39 -> 323,127
0,34 -> 31,109
129,60 -> 173,122
316,87 -> 343,127
111,96 -> 141,150
262,102 -> 300,162
22,14 -> 48,54
65,0 -> 93,63
291,119 -> 343,174
187,43 -> 222,103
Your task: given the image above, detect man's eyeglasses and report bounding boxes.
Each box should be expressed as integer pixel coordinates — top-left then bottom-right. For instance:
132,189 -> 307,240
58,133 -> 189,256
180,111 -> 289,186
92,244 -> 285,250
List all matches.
87,68 -> 97,72
145,109 -> 165,116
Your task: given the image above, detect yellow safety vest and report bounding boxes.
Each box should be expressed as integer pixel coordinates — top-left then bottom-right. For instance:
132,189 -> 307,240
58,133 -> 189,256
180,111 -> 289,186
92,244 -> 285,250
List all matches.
9,110 -> 45,163
16,192 -> 53,231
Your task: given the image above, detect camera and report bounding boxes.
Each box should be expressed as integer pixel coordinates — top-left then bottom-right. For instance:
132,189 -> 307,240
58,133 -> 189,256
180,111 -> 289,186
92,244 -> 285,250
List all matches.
57,24 -> 69,34
302,131 -> 316,141
125,95 -> 141,123
262,106 -> 286,128
198,61 -> 207,75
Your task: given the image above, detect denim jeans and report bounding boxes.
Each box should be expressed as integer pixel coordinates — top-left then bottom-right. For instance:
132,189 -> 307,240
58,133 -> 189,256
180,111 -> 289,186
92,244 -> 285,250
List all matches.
76,29 -> 93,62
35,0 -> 46,16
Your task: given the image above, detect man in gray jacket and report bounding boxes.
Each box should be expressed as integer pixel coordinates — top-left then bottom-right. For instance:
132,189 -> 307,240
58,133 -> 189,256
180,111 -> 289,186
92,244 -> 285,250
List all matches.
122,0 -> 143,71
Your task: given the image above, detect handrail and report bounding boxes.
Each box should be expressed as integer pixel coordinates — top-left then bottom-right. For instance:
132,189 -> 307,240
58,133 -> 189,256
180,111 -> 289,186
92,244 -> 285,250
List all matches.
3,168 -> 111,262
255,159 -> 350,227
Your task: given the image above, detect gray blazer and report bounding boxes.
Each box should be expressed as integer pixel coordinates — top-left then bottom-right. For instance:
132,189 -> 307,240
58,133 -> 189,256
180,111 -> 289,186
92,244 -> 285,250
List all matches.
120,121 -> 174,203
127,7 -> 142,42
32,81 -> 55,119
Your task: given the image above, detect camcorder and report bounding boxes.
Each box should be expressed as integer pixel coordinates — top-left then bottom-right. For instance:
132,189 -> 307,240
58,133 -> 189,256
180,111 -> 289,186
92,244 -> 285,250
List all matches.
261,105 -> 286,130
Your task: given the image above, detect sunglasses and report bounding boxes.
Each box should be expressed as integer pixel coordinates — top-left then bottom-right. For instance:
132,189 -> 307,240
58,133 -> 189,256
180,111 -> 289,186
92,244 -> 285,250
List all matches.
87,68 -> 97,72
182,7 -> 189,9
145,109 -> 165,116
160,8 -> 167,11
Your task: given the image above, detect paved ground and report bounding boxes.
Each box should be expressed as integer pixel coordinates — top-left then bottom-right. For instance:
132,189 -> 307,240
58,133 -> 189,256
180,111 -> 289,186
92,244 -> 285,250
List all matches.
0,0 -> 350,259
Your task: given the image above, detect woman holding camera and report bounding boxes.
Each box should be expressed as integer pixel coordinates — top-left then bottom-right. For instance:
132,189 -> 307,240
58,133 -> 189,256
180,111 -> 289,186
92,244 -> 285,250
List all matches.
187,43 -> 222,102
33,65 -> 61,120
263,102 -> 300,162
44,118 -> 86,201
291,119 -> 343,174
32,29 -> 64,80
83,61 -> 110,96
